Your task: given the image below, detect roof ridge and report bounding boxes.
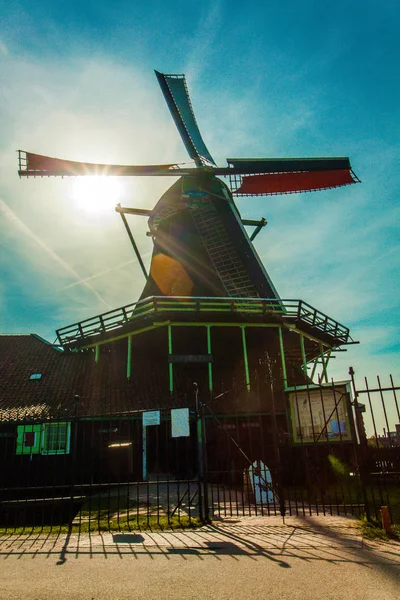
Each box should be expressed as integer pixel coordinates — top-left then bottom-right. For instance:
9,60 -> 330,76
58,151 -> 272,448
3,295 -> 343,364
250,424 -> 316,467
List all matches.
0,333 -> 31,336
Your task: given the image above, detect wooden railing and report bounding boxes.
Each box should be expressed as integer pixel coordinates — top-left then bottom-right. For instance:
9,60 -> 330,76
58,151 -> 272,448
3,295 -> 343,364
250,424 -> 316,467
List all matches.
56,296 -> 350,347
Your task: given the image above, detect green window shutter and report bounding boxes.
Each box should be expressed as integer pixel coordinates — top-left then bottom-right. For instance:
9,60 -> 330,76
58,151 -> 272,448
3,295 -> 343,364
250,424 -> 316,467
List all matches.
15,424 -> 42,455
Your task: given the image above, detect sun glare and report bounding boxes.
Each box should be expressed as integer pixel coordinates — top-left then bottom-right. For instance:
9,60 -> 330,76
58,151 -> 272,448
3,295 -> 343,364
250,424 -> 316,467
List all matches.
71,177 -> 124,214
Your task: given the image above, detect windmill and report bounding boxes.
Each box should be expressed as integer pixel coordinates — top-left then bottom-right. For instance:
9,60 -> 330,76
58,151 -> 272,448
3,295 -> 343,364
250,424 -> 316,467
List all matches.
16,71 -> 361,487
18,70 -> 359,304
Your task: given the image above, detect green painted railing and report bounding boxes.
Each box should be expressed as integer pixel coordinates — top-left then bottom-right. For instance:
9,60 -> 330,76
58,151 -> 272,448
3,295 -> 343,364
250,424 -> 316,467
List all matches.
56,296 -> 350,347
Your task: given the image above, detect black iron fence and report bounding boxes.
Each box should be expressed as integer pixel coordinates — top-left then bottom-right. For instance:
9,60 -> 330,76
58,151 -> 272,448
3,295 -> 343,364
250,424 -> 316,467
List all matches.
0,368 -> 399,533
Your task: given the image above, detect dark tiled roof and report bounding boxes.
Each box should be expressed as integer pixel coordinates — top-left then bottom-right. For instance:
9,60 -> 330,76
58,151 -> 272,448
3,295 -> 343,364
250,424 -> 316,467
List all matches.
0,334 -> 182,422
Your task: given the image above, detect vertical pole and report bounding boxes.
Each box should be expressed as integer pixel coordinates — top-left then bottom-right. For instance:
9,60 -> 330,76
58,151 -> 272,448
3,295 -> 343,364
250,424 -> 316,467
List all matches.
194,383 -> 204,522
142,424 -> 147,481
319,343 -> 328,383
265,354 -> 285,517
349,366 -> 371,522
241,326 -> 251,391
278,327 -> 288,389
300,334 -> 307,378
377,375 -> 393,447
206,326 -> 213,392
127,336 -> 132,380
310,358 -> 318,382
168,325 -> 173,393
95,344 -> 99,364
117,206 -> 148,280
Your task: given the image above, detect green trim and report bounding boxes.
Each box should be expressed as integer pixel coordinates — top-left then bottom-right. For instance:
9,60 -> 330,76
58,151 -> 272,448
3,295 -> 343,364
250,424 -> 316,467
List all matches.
83,322 -> 169,349
278,327 -> 288,388
310,356 -> 318,382
168,325 -> 173,393
319,343 -> 328,383
80,319 -> 338,356
241,326 -> 251,391
127,336 -> 132,380
94,344 -> 99,364
300,334 -> 307,377
16,422 -> 71,455
325,349 -> 332,374
206,326 -> 213,391
81,321 -> 284,349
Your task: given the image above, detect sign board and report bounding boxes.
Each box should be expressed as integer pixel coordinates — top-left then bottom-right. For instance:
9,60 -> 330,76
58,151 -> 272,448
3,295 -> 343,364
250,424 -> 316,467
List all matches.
142,410 -> 160,427
288,386 -> 352,444
249,460 -> 276,505
171,408 -> 190,438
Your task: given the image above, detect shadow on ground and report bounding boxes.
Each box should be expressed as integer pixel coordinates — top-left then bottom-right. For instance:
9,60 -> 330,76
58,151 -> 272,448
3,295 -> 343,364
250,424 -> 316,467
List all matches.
0,516 -> 399,586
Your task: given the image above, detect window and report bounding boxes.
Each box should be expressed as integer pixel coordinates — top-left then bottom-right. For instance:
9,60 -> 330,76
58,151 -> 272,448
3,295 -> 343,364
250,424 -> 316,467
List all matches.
41,422 -> 71,455
16,422 -> 71,455
29,373 -> 42,380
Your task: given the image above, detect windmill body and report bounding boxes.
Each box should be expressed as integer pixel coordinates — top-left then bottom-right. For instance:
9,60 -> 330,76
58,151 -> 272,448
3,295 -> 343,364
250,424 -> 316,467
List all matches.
140,173 -> 280,300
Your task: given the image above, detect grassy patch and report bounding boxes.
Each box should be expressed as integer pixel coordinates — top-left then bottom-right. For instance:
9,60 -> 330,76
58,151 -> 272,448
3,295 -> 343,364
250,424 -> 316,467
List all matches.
360,518 -> 400,542
284,481 -> 400,524
0,491 -> 202,536
0,514 -> 203,536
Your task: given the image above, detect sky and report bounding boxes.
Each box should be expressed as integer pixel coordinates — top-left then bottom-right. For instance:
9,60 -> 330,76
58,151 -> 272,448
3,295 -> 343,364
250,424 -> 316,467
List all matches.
1,1 -> 399,430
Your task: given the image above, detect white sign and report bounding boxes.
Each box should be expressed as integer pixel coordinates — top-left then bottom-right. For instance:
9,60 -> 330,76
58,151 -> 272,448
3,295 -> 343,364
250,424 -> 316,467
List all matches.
249,460 -> 276,505
142,410 -> 160,427
171,408 -> 190,438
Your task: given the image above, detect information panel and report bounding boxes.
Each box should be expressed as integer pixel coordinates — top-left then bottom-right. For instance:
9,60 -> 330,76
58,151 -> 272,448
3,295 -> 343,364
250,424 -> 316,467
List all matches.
289,386 -> 352,444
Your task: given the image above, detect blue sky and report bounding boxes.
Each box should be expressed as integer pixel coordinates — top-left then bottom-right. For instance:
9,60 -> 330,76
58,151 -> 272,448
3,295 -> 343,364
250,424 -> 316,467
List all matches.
1,1 -> 399,426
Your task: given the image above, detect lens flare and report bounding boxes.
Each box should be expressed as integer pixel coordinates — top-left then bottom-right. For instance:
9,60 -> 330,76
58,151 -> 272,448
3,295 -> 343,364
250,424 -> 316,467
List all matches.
71,176 -> 124,214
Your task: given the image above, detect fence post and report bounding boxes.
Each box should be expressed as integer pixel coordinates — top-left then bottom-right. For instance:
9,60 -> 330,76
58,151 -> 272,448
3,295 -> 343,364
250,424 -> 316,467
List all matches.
194,383 -> 209,522
349,367 -> 371,522
266,353 -> 286,517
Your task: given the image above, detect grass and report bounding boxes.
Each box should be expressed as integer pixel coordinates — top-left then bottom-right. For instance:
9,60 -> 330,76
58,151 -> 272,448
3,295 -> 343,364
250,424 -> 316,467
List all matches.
284,481 -> 400,524
0,492 -> 202,536
360,518 -> 400,542
0,515 -> 202,536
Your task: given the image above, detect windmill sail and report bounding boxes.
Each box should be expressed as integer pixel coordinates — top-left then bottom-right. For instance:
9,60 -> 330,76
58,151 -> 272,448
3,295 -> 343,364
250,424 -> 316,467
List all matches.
18,151 -> 180,177
227,158 -> 359,196
155,71 -> 216,167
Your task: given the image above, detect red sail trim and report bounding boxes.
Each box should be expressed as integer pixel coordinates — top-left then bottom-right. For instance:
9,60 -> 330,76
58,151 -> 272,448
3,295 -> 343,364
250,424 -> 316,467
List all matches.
235,169 -> 356,196
22,152 -> 178,176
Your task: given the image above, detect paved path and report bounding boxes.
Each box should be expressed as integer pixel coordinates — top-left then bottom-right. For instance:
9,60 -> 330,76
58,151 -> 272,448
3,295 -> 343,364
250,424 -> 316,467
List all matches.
1,516 -> 399,599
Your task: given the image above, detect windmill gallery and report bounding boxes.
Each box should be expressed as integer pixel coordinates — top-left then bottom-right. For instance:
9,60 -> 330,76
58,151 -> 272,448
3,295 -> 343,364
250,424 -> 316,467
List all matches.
3,70 -> 387,529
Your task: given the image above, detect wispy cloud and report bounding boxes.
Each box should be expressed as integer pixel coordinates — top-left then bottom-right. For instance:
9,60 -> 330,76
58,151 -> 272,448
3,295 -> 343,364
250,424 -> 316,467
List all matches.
0,40 -> 8,56
0,199 -> 112,309
184,1 -> 224,82
61,258 -> 136,291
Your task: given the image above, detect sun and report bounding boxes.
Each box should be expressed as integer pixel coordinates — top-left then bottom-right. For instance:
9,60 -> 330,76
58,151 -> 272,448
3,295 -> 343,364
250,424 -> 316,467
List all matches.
71,176 -> 124,214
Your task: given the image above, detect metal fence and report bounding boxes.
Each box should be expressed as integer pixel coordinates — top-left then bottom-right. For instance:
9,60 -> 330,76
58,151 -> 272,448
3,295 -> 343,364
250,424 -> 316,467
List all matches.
0,368 -> 399,533
203,368 -> 400,524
